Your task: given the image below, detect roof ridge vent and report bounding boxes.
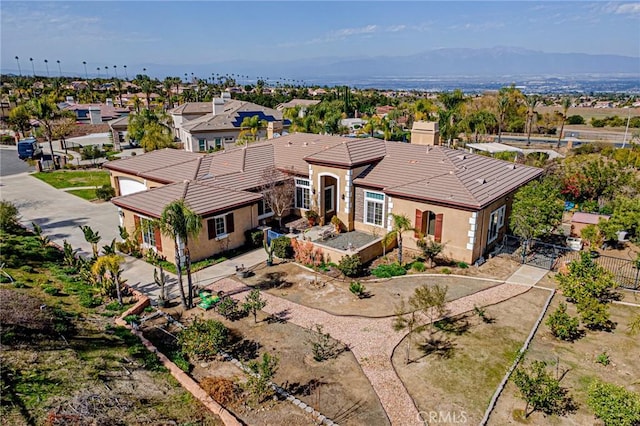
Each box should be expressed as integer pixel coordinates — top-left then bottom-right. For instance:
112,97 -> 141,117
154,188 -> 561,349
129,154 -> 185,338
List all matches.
476,177 -> 486,184
303,142 -> 308,146
506,164 -> 516,170
287,141 -> 292,146
457,154 -> 466,160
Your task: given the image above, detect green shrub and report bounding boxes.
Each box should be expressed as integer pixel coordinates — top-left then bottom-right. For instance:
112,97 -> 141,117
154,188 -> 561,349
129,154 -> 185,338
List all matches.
587,379 -> 640,426
20,265 -> 36,273
13,282 -> 26,288
567,115 -> 585,125
79,294 -> 103,308
43,285 -> 60,296
371,263 -> 406,278
244,229 -> 264,248
595,352 -> 610,366
349,281 -> 367,298
178,317 -> 229,360
411,261 -> 425,272
105,300 -> 121,311
441,267 -> 452,275
124,314 -> 140,324
216,295 -> 244,320
337,254 -> 362,277
457,261 -> 469,269
96,184 -> 115,201
0,201 -> 20,230
0,274 -> 13,283
546,302 -> 580,341
171,351 -> 191,372
271,236 -> 292,259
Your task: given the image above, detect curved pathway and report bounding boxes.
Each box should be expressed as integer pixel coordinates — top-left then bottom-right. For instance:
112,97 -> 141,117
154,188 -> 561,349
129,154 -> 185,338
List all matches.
210,277 -> 533,426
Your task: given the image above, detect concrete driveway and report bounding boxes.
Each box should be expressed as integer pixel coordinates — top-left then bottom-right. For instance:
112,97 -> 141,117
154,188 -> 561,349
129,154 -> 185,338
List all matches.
0,166 -> 119,258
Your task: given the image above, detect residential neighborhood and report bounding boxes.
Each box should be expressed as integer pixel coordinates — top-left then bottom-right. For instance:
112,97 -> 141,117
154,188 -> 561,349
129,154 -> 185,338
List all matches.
1,2 -> 639,426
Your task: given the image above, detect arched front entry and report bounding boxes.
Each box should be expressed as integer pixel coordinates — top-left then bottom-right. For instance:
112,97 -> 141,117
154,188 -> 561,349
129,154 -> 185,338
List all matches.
318,173 -> 339,222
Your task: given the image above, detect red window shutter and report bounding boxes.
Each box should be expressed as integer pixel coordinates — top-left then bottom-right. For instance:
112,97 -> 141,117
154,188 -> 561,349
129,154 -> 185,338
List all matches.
227,213 -> 234,234
434,214 -> 444,243
207,218 -> 216,240
134,215 -> 142,243
154,227 -> 162,251
414,209 -> 423,238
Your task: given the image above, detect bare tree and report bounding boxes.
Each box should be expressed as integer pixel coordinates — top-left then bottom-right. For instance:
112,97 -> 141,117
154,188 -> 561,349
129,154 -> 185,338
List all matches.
260,166 -> 295,229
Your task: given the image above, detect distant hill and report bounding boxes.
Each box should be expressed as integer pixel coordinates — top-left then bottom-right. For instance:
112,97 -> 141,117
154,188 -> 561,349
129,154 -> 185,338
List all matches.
143,47 -> 639,80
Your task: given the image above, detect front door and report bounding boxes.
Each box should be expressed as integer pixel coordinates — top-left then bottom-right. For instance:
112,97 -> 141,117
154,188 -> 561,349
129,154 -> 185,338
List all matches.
324,185 -> 335,216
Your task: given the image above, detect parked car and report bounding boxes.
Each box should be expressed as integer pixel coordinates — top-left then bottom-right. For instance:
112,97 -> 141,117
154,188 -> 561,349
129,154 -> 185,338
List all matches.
17,137 -> 43,160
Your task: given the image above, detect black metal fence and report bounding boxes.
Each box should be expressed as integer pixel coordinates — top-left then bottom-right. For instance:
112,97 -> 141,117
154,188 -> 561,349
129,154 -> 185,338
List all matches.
495,235 -> 639,290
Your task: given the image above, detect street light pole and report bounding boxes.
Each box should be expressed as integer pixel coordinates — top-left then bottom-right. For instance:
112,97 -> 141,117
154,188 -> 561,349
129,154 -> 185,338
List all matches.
83,61 -> 88,80
44,59 -> 49,77
57,60 -> 62,77
30,58 -> 35,77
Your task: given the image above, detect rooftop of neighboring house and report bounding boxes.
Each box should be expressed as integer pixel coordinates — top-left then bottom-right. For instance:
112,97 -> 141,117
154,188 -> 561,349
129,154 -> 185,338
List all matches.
276,99 -> 321,111
106,133 -> 543,210
60,102 -> 129,121
180,100 -> 288,133
108,114 -> 130,130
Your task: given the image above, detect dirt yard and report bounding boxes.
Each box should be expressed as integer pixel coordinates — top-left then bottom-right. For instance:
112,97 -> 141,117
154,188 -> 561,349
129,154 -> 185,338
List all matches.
392,287 -> 552,425
240,261 -> 506,317
143,305 -> 389,426
489,297 -> 640,425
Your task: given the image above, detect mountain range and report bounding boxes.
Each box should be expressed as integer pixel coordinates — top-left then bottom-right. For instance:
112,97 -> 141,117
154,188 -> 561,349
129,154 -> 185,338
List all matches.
142,47 -> 640,81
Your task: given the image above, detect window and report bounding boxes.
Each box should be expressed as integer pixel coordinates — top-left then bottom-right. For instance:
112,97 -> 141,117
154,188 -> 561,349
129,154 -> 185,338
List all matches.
207,213 -> 235,240
295,178 -> 310,210
224,137 -> 234,143
258,199 -> 273,218
364,191 -> 384,227
415,209 -> 443,242
141,218 -> 156,247
324,185 -> 335,213
488,205 -> 506,243
198,139 -> 206,152
214,138 -> 223,149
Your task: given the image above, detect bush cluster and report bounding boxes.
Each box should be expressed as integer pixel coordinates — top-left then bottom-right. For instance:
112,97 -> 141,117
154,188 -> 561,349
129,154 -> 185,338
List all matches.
337,254 -> 362,277
371,262 -> 406,278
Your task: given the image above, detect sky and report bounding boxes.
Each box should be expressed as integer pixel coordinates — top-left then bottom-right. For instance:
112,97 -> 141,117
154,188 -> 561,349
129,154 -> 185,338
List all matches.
2,1 -> 639,77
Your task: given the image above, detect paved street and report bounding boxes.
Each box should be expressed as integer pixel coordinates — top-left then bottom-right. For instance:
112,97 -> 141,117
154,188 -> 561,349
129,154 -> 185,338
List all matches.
1,145 -> 34,176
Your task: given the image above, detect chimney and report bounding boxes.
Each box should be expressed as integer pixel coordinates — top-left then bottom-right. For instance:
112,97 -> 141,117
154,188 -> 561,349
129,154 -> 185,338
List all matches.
88,106 -> 102,124
410,121 -> 440,146
212,97 -> 225,116
267,121 -> 283,139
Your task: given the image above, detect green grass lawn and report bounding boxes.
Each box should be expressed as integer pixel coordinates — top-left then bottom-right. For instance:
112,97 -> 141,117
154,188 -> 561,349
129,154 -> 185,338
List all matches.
66,188 -> 98,201
33,170 -> 110,189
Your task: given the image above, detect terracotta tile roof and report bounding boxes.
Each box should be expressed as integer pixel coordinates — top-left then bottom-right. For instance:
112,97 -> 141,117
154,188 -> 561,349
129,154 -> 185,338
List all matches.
276,99 -> 321,110
181,100 -> 284,133
169,102 -> 212,115
104,149 -> 203,183
355,143 -> 543,209
303,137 -> 387,167
111,181 -> 262,218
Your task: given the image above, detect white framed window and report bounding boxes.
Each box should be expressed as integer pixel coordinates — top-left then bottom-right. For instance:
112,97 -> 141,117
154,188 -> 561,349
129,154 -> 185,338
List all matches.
214,137 -> 223,149
488,205 -> 506,243
224,137 -> 234,143
207,213 -> 235,240
198,139 -> 206,152
141,218 -> 156,247
258,198 -> 273,218
364,191 -> 385,227
295,178 -> 310,210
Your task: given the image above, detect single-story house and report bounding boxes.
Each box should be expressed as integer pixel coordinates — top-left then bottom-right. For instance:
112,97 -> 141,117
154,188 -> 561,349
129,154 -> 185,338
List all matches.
106,130 -> 543,265
570,211 -> 610,237
169,93 -> 290,153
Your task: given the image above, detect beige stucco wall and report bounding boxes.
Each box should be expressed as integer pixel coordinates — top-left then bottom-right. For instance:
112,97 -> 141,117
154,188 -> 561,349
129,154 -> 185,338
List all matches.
187,204 -> 258,262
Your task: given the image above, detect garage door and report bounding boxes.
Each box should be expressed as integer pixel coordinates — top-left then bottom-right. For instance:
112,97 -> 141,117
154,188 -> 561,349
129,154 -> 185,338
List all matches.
119,177 -> 146,196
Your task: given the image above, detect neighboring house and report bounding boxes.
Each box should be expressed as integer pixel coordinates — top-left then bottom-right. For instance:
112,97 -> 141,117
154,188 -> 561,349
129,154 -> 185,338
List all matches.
169,93 -> 289,153
60,100 -> 129,124
570,212 -> 610,238
107,115 -> 130,151
276,99 -> 321,112
106,130 -> 543,265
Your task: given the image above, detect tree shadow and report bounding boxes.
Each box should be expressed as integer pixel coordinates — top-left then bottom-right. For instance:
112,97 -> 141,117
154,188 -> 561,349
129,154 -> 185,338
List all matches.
230,338 -> 262,362
283,378 -> 327,397
331,398 -> 367,424
434,317 -> 470,335
415,336 -> 456,360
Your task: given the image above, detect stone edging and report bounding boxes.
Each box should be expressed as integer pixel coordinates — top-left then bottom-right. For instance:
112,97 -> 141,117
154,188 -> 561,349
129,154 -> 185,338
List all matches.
115,288 -> 242,426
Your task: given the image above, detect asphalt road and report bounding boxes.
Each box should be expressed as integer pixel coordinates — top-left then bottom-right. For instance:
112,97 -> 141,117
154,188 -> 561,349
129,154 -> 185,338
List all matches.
0,146 -> 34,177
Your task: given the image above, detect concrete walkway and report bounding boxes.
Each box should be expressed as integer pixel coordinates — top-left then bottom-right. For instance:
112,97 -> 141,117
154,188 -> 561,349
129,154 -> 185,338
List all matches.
208,265 -> 547,426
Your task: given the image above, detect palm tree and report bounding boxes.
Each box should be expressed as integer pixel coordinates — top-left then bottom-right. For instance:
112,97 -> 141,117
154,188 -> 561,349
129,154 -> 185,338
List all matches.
44,59 -> 49,77
524,95 -> 540,146
382,213 -> 415,266
159,200 -> 202,309
123,64 -> 128,81
437,89 -> 466,145
79,225 -> 102,258
92,254 -> 125,305
82,61 -> 88,80
14,56 -> 21,76
556,97 -> 572,148
29,57 -> 35,77
239,115 -> 267,143
496,93 -> 509,144
56,60 -> 62,77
